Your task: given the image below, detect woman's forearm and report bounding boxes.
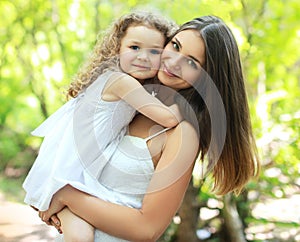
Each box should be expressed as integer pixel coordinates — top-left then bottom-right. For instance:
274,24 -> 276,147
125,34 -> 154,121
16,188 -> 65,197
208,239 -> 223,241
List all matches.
57,122 -> 197,241
62,165 -> 193,241
61,185 -> 161,241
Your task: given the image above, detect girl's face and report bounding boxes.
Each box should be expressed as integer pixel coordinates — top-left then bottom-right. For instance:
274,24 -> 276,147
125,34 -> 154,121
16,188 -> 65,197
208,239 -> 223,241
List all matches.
119,25 -> 165,81
158,29 -> 205,90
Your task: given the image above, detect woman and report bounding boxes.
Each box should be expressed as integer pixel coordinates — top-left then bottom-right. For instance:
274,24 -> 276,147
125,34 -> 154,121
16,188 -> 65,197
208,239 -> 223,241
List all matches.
40,15 -> 259,241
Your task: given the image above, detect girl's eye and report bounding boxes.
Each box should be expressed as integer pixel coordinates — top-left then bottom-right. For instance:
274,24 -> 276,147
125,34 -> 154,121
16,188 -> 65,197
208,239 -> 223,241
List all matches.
187,59 -> 197,69
149,49 -> 161,55
171,41 -> 179,51
130,45 -> 140,50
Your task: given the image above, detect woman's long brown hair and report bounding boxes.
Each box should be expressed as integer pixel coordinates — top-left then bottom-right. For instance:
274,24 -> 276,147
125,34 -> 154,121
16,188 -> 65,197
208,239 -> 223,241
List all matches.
175,16 -> 260,195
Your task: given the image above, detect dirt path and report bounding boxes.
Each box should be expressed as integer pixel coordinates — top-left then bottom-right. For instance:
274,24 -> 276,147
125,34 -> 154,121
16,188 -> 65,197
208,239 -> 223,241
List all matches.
1,191 -> 300,241
0,193 -> 57,242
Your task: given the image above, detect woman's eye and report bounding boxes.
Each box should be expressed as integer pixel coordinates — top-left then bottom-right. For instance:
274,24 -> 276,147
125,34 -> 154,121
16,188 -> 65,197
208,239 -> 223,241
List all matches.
171,41 -> 179,51
187,59 -> 197,69
130,45 -> 140,50
149,49 -> 161,55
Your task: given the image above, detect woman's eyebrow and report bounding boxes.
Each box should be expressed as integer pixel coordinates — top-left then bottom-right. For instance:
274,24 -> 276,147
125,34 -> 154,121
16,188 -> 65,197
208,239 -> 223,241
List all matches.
174,37 -> 202,66
174,37 -> 182,49
190,55 -> 202,66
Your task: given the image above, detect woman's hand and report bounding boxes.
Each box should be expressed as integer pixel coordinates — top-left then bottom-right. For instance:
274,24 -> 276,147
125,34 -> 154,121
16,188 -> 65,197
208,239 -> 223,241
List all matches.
38,188 -> 66,223
31,205 -> 63,233
49,214 -> 63,234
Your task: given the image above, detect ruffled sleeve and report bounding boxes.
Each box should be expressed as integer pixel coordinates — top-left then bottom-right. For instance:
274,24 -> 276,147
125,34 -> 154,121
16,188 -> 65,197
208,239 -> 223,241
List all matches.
31,97 -> 79,137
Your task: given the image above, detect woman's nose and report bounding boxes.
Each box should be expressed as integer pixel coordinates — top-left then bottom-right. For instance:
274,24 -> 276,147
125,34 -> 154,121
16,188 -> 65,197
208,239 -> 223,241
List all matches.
167,54 -> 181,70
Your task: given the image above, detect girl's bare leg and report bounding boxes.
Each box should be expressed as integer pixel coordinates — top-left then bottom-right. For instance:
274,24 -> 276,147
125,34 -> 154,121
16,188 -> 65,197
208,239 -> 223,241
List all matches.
57,207 -> 94,242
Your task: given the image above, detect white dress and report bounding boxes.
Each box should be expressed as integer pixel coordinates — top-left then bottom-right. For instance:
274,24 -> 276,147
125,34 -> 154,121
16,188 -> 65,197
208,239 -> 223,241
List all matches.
22,70 -> 137,211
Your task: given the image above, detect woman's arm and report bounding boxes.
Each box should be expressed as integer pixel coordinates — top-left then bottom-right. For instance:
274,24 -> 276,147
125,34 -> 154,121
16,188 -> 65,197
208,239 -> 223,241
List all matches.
104,72 -> 182,128
42,121 -> 199,241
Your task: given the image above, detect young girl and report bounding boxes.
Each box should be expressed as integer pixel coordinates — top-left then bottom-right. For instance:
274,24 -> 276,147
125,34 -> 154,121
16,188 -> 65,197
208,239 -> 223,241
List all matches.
23,11 -> 179,242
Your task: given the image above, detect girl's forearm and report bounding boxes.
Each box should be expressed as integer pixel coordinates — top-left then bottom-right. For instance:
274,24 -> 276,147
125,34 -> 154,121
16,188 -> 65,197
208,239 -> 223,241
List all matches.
111,73 -> 181,128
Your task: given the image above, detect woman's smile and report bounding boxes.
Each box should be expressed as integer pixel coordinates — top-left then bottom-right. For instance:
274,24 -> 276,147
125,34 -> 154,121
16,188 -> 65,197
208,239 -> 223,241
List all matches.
161,62 -> 179,78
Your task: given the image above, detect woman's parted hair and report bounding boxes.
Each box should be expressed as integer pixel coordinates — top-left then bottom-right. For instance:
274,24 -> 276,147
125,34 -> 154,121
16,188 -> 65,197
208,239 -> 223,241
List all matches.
176,16 -> 260,195
67,11 -> 177,99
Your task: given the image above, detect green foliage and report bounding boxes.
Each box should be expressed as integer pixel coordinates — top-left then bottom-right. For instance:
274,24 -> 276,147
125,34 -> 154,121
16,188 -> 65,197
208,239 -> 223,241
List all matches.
0,0 -> 299,241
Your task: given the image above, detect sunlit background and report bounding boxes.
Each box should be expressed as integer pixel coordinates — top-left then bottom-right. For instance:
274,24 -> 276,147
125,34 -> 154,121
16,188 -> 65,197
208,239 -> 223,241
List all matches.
0,0 -> 299,241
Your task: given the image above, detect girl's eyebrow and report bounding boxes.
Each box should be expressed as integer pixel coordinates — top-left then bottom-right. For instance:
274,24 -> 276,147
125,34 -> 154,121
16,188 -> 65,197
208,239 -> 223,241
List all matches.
174,37 -> 203,66
130,39 -> 163,49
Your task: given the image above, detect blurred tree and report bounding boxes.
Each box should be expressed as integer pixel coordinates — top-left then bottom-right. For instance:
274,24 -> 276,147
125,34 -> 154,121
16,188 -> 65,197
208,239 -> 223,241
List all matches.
0,0 -> 299,241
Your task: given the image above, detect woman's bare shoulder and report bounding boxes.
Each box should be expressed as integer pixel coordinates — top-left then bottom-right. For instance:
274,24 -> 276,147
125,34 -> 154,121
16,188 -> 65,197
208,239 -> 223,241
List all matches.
167,120 -> 199,143
160,120 -> 200,164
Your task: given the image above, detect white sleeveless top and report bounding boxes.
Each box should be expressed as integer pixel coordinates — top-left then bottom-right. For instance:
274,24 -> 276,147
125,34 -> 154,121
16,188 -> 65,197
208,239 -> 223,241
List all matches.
55,128 -> 171,242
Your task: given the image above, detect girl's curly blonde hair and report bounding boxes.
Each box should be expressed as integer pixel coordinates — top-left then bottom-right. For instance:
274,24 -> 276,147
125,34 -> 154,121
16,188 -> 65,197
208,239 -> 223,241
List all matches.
67,11 -> 177,99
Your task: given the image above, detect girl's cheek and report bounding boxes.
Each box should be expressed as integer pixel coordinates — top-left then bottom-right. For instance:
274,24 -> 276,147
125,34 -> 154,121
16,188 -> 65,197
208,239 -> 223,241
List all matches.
153,58 -> 162,69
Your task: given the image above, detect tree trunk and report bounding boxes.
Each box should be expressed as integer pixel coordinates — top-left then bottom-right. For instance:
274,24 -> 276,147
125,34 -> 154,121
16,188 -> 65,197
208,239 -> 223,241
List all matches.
221,194 -> 246,242
175,180 -> 200,242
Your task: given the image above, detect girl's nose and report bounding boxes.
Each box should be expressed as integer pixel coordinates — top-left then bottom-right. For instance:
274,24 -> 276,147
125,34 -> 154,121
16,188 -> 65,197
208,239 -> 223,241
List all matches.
137,50 -> 149,61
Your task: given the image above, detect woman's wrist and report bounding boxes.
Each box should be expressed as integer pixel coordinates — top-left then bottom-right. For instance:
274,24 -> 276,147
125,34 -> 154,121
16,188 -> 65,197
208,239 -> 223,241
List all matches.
56,185 -> 74,207
52,185 -> 72,206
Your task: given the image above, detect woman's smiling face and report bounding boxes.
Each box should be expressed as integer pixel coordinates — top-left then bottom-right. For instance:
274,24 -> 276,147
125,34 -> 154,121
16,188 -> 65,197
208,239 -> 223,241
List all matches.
158,29 -> 206,90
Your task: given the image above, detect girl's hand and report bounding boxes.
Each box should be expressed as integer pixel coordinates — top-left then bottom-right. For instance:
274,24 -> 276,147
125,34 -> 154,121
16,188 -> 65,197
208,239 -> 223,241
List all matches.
169,104 -> 183,123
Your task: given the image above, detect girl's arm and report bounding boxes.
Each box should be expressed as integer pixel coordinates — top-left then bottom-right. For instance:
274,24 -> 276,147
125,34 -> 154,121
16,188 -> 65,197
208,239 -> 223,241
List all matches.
104,72 -> 182,128
42,121 -> 199,241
